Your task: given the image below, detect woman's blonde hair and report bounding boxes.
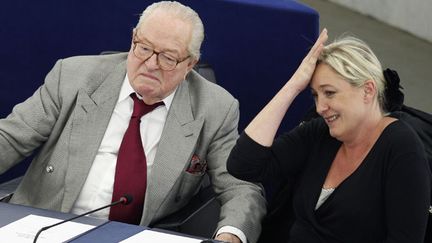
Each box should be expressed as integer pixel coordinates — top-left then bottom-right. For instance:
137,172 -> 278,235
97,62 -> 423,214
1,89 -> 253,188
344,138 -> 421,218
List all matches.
318,36 -> 386,111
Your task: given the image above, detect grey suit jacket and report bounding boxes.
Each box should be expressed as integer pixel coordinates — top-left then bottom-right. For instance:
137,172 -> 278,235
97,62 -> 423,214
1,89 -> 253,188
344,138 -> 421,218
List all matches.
0,53 -> 266,242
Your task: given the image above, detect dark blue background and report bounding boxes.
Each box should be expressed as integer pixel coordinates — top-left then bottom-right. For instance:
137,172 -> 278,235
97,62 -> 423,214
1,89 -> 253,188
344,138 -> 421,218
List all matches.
0,0 -> 318,182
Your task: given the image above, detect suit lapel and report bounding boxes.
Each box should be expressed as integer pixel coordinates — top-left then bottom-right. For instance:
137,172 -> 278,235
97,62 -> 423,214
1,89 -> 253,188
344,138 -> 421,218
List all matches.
62,61 -> 126,211
142,80 -> 204,225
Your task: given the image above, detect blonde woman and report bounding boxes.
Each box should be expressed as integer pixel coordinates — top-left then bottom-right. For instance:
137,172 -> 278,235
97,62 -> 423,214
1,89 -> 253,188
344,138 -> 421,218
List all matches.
228,30 -> 431,242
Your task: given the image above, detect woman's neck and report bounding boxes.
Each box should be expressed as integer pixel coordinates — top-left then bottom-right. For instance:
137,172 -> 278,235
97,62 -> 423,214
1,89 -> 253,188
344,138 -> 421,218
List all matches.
343,114 -> 395,155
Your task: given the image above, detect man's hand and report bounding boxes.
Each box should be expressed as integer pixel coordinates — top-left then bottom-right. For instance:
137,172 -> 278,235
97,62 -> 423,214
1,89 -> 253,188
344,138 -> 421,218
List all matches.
215,233 -> 241,243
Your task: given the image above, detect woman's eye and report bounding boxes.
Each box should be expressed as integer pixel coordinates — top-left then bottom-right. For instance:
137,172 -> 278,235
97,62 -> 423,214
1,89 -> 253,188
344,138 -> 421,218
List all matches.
324,91 -> 335,97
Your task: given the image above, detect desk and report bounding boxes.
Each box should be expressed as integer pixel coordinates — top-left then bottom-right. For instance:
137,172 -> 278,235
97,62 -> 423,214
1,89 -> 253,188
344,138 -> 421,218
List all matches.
0,202 -> 217,242
0,202 -> 105,228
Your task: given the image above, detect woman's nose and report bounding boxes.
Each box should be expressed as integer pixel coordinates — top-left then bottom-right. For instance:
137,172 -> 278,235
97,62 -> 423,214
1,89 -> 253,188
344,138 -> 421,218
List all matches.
315,98 -> 329,115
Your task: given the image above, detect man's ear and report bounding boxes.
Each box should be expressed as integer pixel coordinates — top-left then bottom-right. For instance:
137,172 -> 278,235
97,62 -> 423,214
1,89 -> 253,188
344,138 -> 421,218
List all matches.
363,79 -> 377,102
186,58 -> 198,73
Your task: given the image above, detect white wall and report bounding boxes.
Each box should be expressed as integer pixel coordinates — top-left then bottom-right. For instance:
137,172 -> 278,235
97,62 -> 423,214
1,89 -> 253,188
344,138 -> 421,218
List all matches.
329,0 -> 432,42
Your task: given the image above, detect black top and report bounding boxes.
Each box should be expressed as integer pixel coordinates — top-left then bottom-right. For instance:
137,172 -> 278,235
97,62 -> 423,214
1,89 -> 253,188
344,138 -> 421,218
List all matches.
228,118 -> 431,243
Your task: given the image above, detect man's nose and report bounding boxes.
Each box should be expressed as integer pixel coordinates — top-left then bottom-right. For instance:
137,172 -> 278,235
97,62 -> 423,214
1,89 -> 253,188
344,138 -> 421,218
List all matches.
144,53 -> 159,70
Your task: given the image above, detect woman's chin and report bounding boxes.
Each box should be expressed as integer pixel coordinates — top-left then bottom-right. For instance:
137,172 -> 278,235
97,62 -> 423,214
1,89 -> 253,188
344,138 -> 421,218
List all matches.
329,128 -> 342,140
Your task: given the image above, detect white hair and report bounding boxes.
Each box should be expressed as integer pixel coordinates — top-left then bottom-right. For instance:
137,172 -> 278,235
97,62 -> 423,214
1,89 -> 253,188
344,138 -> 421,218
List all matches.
136,1 -> 204,60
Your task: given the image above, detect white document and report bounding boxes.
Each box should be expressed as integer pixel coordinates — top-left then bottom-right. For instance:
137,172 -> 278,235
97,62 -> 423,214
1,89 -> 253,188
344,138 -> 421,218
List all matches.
0,214 -> 95,243
121,230 -> 203,243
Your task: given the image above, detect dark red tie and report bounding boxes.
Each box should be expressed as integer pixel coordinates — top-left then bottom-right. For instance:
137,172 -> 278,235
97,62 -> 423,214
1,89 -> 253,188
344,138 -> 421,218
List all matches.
109,93 -> 163,224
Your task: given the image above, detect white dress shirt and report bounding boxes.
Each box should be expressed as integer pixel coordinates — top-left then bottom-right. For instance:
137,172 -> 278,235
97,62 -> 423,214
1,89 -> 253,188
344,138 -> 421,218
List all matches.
71,75 -> 174,217
70,75 -> 246,243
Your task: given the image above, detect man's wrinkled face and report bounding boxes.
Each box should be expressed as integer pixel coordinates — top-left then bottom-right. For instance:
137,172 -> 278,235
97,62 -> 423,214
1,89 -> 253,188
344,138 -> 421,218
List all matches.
127,10 -> 197,104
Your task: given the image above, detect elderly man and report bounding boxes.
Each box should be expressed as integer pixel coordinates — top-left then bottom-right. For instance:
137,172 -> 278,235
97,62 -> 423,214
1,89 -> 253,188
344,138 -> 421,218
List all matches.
0,1 -> 266,242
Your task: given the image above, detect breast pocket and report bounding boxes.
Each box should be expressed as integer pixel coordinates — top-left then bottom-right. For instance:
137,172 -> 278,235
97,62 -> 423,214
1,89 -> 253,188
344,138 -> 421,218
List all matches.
175,171 -> 206,203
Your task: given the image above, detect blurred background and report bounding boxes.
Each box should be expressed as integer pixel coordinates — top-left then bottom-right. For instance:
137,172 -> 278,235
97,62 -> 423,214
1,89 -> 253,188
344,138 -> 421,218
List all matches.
298,0 -> 432,113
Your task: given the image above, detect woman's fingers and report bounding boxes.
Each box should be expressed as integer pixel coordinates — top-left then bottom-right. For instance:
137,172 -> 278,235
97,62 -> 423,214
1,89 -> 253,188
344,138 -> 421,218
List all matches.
305,28 -> 328,62
289,29 -> 328,90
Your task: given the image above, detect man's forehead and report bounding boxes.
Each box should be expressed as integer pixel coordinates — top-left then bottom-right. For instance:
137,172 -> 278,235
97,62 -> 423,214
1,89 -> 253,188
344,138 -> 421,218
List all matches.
139,10 -> 190,32
136,13 -> 191,53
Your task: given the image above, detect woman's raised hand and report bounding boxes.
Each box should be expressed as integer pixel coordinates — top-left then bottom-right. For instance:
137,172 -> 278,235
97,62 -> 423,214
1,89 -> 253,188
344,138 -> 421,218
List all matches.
288,29 -> 328,92
244,29 -> 328,145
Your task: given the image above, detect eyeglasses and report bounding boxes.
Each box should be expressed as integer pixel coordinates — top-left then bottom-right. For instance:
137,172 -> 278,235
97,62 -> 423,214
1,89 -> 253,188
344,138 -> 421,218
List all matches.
132,32 -> 190,71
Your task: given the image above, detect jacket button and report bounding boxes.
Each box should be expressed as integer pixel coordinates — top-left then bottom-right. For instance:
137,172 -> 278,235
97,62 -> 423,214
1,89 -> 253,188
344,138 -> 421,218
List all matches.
46,165 -> 54,173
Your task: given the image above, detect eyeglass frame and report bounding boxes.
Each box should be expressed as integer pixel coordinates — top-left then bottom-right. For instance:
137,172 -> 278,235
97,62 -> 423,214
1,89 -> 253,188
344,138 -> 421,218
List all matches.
132,30 -> 191,71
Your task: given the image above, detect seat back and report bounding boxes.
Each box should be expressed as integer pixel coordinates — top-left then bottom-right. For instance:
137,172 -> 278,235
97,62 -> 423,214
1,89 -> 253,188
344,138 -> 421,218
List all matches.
151,175 -> 220,238
391,105 -> 432,243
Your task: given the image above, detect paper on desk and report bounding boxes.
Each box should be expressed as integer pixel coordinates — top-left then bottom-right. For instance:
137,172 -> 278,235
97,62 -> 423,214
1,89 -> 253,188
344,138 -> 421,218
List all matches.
0,214 -> 95,243
121,230 -> 203,243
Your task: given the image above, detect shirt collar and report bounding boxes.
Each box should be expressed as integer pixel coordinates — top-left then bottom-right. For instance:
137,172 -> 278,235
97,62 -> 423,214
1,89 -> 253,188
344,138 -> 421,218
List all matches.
118,74 -> 176,110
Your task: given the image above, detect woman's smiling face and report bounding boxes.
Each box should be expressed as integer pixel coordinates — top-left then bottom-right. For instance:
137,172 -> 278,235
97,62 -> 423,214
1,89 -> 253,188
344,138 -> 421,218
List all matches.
310,63 -> 368,142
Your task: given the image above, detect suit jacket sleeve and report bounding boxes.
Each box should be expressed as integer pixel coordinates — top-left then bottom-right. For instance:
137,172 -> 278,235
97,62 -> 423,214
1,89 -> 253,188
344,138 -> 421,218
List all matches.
0,59 -> 62,173
206,98 -> 266,243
